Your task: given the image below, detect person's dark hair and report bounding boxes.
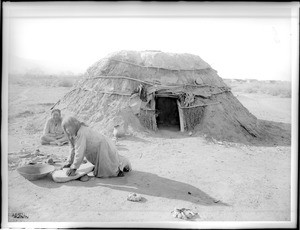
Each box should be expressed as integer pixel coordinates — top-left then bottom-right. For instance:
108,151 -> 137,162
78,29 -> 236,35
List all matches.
51,109 -> 61,116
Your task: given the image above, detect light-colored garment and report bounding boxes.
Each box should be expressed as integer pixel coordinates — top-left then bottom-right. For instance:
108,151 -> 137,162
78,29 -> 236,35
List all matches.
67,126 -> 132,178
43,118 -> 64,136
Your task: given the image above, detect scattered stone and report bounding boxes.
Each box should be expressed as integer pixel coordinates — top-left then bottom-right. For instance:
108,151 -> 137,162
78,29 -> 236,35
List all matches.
127,193 -> 142,202
171,208 -> 198,220
19,153 -> 31,158
47,158 -> 54,164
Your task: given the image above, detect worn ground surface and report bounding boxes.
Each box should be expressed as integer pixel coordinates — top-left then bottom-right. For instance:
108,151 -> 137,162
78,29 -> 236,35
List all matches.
5,82 -> 293,225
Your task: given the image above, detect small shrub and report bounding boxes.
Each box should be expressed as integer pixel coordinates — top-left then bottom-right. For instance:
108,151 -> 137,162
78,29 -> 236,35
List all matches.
245,87 -> 258,94
57,78 -> 74,87
280,91 -> 291,98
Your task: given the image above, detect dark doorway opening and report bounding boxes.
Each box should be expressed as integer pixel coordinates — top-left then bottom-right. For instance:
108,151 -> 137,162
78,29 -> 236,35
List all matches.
155,97 -> 180,131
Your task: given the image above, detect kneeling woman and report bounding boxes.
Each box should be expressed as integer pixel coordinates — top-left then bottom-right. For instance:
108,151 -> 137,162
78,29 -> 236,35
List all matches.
61,116 -> 131,178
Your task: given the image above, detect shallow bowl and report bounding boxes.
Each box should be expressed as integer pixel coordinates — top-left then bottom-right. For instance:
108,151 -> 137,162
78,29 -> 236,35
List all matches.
17,164 -> 55,181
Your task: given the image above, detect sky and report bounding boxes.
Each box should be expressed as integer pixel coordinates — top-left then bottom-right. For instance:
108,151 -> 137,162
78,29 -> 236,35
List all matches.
5,2 -> 297,81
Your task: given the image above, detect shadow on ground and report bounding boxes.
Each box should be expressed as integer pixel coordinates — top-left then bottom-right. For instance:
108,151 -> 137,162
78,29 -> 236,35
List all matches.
33,170 -> 229,207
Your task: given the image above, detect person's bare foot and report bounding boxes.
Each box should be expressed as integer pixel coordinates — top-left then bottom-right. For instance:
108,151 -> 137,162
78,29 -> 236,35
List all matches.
50,141 -> 57,145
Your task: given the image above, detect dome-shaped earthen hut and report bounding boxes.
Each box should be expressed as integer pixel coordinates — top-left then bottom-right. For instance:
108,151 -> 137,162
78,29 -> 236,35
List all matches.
52,50 -> 290,145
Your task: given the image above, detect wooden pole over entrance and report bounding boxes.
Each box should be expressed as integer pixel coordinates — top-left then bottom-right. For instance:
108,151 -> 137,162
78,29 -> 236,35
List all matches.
177,100 -> 185,132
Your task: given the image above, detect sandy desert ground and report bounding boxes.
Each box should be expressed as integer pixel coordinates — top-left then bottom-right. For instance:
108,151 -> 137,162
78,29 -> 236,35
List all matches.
4,78 -> 294,227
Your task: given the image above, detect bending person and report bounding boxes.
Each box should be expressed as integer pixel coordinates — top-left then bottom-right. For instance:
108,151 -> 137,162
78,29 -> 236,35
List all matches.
61,116 -> 131,178
40,109 -> 68,146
